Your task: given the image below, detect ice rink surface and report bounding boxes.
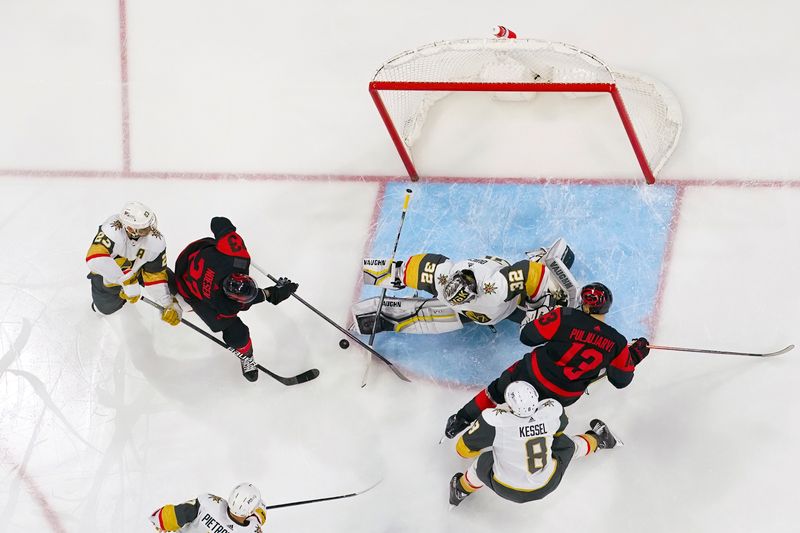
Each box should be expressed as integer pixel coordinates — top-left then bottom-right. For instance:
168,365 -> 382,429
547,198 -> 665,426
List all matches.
1,2 -> 799,533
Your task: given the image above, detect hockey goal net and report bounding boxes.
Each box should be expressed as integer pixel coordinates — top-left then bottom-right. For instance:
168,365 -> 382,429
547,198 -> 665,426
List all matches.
370,38 -> 682,183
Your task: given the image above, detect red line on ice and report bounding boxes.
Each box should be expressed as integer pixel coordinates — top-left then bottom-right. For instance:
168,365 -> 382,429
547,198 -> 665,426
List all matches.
0,447 -> 67,533
118,0 -> 131,172
648,183 -> 687,339
1,169 -> 799,188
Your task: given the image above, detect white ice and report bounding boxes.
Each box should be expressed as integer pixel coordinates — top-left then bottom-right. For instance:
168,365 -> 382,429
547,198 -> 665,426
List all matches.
1,2 -> 799,533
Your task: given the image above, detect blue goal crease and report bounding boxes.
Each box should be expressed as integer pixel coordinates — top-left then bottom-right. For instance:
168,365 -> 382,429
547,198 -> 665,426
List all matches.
359,181 -> 677,387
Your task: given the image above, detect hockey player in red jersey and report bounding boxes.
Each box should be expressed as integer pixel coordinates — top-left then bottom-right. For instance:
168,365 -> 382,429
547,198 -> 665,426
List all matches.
444,282 -> 650,438
172,217 -> 298,382
149,482 -> 266,532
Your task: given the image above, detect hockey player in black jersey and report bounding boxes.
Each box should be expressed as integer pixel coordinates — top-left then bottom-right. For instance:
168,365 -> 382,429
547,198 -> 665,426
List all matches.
445,282 -> 650,438
172,217 -> 297,382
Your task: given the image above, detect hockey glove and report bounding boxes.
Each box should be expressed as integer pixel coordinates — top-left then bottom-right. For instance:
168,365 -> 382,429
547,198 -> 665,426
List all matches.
629,338 -> 650,365
161,299 -> 183,326
119,282 -> 141,304
445,413 -> 470,439
266,277 -> 298,305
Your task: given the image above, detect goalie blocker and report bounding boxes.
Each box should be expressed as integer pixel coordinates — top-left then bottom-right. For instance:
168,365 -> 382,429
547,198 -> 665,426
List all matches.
352,239 -> 578,335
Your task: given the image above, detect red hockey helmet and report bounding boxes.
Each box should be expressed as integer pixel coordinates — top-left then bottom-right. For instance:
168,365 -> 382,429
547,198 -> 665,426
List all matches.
580,282 -> 613,314
223,273 -> 258,304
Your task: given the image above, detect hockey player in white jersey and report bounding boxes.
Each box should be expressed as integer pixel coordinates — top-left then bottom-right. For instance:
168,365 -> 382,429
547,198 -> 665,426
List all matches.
352,238 -> 578,335
85,201 -> 182,326
449,381 -> 619,506
149,482 -> 267,532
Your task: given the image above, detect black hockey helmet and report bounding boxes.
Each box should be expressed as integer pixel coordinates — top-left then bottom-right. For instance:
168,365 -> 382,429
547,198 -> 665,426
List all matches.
223,272 -> 258,304
580,282 -> 613,314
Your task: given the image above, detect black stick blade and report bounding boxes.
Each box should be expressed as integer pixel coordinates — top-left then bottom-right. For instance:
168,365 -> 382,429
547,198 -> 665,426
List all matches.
292,368 -> 321,384
258,364 -> 320,386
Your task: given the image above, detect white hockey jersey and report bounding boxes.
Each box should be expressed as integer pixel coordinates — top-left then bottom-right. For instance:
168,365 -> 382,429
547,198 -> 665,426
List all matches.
402,254 -> 552,325
150,493 -> 266,533
459,400 -> 567,491
85,215 -> 173,306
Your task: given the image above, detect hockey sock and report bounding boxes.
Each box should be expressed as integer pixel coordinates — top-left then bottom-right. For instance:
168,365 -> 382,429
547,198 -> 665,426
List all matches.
463,464 -> 484,492
573,434 -> 599,457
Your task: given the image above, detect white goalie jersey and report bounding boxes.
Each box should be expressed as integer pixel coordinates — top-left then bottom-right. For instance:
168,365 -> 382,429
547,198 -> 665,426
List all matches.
403,254 -> 547,325
352,239 -> 578,335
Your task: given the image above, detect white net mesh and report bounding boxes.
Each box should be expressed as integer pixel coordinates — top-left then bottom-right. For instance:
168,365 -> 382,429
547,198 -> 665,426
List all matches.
372,38 -> 682,180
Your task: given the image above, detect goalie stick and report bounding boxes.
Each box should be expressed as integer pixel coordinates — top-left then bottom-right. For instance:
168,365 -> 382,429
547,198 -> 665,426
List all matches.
250,263 -> 411,383
141,297 -> 319,386
265,480 -> 382,510
363,188 -> 413,387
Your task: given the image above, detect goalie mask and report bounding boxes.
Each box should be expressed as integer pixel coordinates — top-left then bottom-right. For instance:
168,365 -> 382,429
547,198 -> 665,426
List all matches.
223,273 -> 258,304
443,270 -> 477,306
119,201 -> 157,239
580,282 -> 613,314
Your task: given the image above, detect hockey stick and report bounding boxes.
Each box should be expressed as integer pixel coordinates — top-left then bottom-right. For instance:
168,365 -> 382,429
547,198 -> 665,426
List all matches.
141,296 -> 319,386
649,343 -> 794,357
249,263 -> 411,383
264,480 -> 381,510
363,188 -> 413,387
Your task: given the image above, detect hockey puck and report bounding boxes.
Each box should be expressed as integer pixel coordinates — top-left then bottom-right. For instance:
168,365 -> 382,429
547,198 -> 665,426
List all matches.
339,339 -> 350,350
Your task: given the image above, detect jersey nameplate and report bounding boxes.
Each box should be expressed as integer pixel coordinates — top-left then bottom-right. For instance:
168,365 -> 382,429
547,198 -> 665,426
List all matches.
519,423 -> 547,438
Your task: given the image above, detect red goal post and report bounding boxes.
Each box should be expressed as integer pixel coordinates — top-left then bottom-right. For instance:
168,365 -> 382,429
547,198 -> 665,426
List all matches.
369,38 -> 682,184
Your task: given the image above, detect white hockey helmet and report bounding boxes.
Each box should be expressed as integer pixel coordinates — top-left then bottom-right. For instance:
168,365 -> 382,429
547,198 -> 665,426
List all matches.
504,381 -> 540,417
443,270 -> 477,306
228,482 -> 261,518
119,201 -> 157,238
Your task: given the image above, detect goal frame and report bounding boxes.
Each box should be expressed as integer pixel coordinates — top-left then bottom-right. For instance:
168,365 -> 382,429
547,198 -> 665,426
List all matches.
369,80 -> 655,184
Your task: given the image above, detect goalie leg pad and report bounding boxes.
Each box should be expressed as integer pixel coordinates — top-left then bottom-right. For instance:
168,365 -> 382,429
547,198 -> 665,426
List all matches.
544,237 -> 574,269
351,297 -> 463,335
542,239 -> 579,307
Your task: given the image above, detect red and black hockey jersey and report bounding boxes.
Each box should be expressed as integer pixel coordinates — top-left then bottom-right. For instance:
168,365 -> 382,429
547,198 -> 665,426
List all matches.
174,217 -> 266,318
461,307 -> 635,421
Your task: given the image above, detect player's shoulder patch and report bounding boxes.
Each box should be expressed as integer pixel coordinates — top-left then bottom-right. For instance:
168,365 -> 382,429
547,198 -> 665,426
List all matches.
144,234 -> 167,255
100,217 -> 126,242
560,306 -> 579,318
534,399 -> 564,424
482,407 -> 510,426
203,493 -> 223,504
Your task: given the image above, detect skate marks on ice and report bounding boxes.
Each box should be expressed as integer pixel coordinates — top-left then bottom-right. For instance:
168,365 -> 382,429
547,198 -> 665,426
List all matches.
359,182 -> 677,386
